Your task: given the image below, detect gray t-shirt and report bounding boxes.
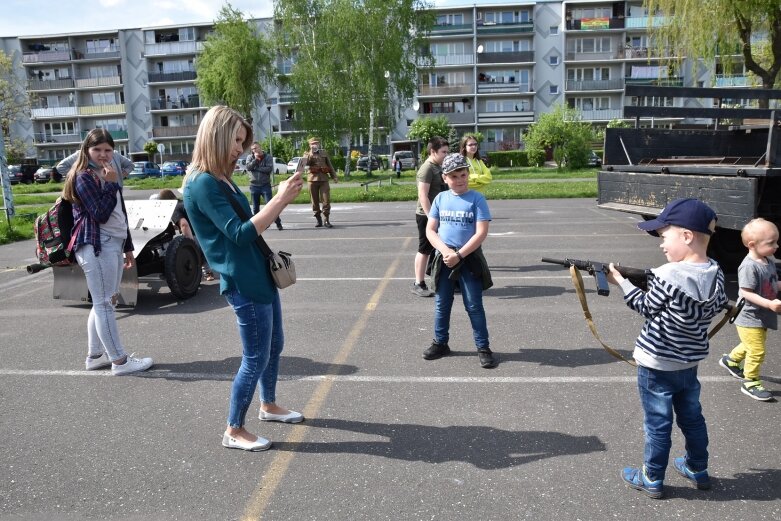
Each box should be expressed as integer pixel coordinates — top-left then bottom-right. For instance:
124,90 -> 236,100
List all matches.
415,159 -> 446,216
735,255 -> 779,329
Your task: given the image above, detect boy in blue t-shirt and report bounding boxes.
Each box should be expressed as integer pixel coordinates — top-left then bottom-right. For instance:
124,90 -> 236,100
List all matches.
423,153 -> 495,368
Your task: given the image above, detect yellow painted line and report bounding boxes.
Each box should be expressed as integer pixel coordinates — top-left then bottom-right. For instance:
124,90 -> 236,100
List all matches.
240,237 -> 411,521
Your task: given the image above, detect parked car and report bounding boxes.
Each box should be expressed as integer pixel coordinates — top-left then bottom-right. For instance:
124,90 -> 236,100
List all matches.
588,151 -> 602,167
129,161 -> 161,179
391,150 -> 417,170
356,154 -> 382,171
287,157 -> 301,173
33,166 -> 62,183
6,164 -> 37,184
160,160 -> 188,176
272,157 -> 288,175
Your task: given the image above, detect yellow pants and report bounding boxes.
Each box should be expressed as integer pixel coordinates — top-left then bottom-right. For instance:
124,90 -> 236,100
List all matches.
729,326 -> 767,380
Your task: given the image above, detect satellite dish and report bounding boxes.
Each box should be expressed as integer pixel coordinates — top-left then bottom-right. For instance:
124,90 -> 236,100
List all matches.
477,44 -> 484,53
384,70 -> 390,78
412,100 -> 420,111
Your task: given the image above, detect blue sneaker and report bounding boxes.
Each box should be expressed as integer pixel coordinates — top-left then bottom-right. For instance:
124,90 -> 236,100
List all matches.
673,457 -> 711,490
622,466 -> 663,499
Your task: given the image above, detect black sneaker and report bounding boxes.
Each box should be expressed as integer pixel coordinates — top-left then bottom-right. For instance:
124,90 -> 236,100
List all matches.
423,341 -> 450,360
411,282 -> 434,297
477,348 -> 498,368
719,354 -> 745,380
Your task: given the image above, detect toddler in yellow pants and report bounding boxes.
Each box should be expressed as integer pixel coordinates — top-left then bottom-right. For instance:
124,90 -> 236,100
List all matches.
719,218 -> 781,401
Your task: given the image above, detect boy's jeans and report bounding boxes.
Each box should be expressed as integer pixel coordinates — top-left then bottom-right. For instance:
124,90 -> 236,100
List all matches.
224,290 -> 284,428
637,365 -> 708,482
434,262 -> 489,349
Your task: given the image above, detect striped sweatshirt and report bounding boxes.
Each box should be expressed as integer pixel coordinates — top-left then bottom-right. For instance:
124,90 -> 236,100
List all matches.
619,260 -> 729,371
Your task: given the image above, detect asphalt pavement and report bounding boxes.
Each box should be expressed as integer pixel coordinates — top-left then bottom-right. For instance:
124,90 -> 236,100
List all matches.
1,199 -> 779,521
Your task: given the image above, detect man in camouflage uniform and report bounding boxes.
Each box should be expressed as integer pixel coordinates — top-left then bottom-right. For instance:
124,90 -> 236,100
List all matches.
296,137 -> 338,228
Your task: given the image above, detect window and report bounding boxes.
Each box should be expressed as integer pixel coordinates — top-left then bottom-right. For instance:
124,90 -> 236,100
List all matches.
571,37 -> 612,53
179,27 -> 195,42
549,56 -> 559,65
430,41 -> 468,55
549,85 -> 559,95
567,67 -> 611,81
436,13 -> 464,26
572,7 -> 612,19
86,38 -> 115,53
44,121 -> 76,135
568,97 -> 610,110
486,99 -> 531,112
550,26 -> 559,35
485,39 -> 531,53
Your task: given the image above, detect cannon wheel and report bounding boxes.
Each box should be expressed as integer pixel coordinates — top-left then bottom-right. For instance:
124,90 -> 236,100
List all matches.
164,235 -> 201,299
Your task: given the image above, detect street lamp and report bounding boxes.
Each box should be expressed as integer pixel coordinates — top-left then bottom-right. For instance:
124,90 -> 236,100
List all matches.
266,100 -> 273,180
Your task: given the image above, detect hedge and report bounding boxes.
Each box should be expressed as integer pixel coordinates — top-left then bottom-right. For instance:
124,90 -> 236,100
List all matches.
486,150 -> 529,168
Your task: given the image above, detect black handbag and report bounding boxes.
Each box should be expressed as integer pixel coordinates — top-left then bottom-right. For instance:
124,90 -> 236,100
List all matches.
216,180 -> 296,289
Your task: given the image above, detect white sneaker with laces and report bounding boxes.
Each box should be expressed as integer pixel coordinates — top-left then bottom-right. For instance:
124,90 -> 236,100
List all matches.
85,353 -> 112,371
111,354 -> 153,376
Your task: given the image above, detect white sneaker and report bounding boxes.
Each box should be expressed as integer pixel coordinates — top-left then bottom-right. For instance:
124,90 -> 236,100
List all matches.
111,354 -> 153,376
85,353 -> 112,371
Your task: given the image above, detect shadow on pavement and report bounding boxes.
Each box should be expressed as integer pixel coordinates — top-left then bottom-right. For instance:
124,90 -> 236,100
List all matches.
147,355 -> 358,381
274,418 -> 606,469
663,468 -> 781,502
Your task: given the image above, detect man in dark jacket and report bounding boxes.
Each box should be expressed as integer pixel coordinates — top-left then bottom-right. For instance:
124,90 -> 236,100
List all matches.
246,143 -> 283,230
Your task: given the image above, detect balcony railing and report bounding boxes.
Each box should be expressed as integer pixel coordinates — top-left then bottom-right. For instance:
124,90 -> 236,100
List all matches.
431,53 -> 474,66
477,110 -> 534,124
578,108 -> 622,120
22,49 -> 75,63
477,51 -> 534,64
28,78 -> 74,90
427,23 -> 473,36
148,71 -> 197,83
75,46 -> 121,60
78,103 -> 125,115
418,84 -> 473,96
624,16 -> 669,29
74,75 -> 121,88
144,41 -> 205,56
80,129 -> 128,140
33,132 -> 81,144
565,78 -> 624,91
152,126 -> 198,138
619,47 -> 671,60
31,106 -> 78,118
477,82 -> 533,94
279,90 -> 298,103
419,111 -> 475,125
280,120 -> 296,132
151,95 -> 200,110
566,17 -> 625,30
624,77 -> 683,87
476,21 -> 534,35
715,75 -> 761,88
565,50 -> 622,61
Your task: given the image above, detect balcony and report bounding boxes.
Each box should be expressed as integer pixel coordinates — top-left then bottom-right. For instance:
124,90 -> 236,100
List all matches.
427,23 -> 473,36
418,111 -> 475,125
152,126 -> 199,138
31,106 -> 78,118
148,71 -> 197,83
566,17 -> 625,30
151,95 -> 200,110
477,110 -> 534,125
80,129 -> 128,140
74,46 -> 121,60
33,132 -> 81,144
578,108 -> 622,120
280,120 -> 296,132
477,51 -> 534,64
565,50 -> 622,61
619,47 -> 671,60
278,90 -> 298,103
78,103 -> 126,115
715,75 -> 760,88
477,82 -> 533,94
625,16 -> 669,29
565,78 -> 624,91
144,41 -> 205,56
431,54 -> 474,66
22,49 -> 76,63
28,78 -> 74,90
624,76 -> 683,87
418,84 -> 473,96
476,21 -> 534,35
74,75 -> 122,88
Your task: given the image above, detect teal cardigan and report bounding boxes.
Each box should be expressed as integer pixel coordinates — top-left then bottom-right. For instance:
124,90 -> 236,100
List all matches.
183,171 -> 276,303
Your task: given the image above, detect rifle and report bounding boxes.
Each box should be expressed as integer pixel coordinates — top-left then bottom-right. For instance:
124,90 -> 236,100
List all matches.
541,257 -> 651,296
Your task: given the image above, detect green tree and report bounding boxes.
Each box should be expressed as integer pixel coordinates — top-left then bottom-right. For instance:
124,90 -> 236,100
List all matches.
144,141 -> 158,157
524,105 -> 595,169
196,3 -> 276,120
0,50 -> 30,159
4,138 -> 28,164
645,0 -> 781,91
407,116 -> 451,148
260,135 -> 295,163
275,0 -> 434,154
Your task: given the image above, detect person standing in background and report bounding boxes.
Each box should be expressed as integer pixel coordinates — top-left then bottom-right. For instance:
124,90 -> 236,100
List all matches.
460,135 -> 492,193
296,137 -> 338,228
246,143 -> 283,230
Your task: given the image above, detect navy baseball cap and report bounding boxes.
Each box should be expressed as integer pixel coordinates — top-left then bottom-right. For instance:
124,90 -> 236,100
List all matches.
637,198 -> 717,236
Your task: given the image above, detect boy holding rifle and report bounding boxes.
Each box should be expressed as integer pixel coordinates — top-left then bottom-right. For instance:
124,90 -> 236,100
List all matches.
606,198 -> 729,499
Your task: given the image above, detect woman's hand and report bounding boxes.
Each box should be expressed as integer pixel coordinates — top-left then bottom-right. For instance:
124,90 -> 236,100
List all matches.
276,171 -> 304,204
124,250 -> 135,269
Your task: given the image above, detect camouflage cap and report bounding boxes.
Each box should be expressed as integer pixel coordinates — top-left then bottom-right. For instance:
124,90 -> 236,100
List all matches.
441,153 -> 469,174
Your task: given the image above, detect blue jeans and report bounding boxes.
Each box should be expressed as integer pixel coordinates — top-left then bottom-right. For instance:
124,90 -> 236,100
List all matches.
224,289 -> 284,428
250,184 -> 282,226
75,233 -> 127,361
434,262 -> 489,349
637,365 -> 708,481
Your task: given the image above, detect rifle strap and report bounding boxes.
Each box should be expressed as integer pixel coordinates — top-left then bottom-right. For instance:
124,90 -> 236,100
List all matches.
570,266 -> 637,367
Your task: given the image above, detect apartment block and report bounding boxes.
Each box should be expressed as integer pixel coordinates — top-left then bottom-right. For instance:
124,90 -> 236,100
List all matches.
1,2 -> 753,163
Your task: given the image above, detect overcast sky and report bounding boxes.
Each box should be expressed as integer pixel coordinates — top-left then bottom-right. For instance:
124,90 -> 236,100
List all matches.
0,0 -> 511,38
